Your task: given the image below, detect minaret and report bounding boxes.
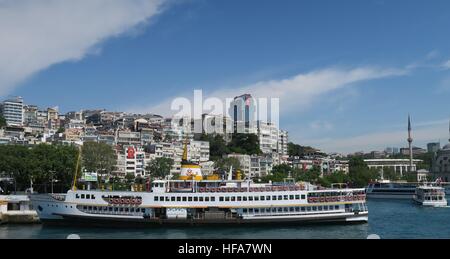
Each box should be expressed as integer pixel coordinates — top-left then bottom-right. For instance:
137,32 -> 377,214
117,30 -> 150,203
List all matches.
407,115 -> 413,172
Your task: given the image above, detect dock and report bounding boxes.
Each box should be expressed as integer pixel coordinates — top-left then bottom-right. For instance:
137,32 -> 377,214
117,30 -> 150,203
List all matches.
0,195 -> 40,224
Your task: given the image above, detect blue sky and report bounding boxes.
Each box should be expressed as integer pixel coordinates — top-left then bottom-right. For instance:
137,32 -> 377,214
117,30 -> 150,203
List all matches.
1,0 -> 450,153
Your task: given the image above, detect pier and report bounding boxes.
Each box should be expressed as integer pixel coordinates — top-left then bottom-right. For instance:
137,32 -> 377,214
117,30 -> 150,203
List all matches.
0,195 -> 39,224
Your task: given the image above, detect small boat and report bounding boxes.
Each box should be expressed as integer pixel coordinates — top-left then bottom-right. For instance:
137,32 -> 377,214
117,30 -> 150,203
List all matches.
413,185 -> 447,207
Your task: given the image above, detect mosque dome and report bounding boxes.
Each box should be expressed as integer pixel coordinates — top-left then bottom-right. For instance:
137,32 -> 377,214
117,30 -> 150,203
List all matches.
443,143 -> 450,151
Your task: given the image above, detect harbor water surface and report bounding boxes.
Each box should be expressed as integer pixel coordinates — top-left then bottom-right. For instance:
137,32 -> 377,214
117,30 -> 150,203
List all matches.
1,199 -> 449,239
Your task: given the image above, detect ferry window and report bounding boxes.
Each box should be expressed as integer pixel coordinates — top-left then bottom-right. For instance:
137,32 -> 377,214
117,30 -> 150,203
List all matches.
81,194 -> 85,199
86,194 -> 91,199
177,197 -> 181,202
301,207 -> 305,212
165,197 -> 170,202
76,194 -> 80,199
225,197 -> 230,202
182,197 -> 187,202
318,206 -> 323,211
154,197 -> 159,201
131,208 -> 135,212
114,207 -> 118,212
254,208 -> 259,213
88,206 -> 92,210
171,197 -> 176,202
260,196 -> 265,201
237,197 -> 242,201
119,208 -> 124,212
295,207 -> 300,212
243,197 -> 247,201
266,208 -> 270,213
125,208 -> 129,212
83,206 -> 87,210
93,207 -> 98,211
231,197 -> 235,202
160,196 -> 164,201
289,207 -> 294,212
199,197 -> 204,202
205,197 -> 210,202
301,195 -> 306,200
283,207 -> 288,212
295,195 -> 300,200
277,208 -> 283,212
266,196 -> 271,200
278,195 -> 282,200
312,207 -> 317,211
249,208 -> 254,213
335,205 -> 339,210
284,195 -> 288,200
219,197 -> 224,202
109,207 -> 112,212
243,208 -> 248,213
91,195 -> 95,199
289,195 -> 294,200
188,197 -> 193,202
194,197 -> 198,202
254,196 -> 259,201
307,207 -> 311,211
272,208 -> 277,212
248,196 -> 253,201
272,196 -> 277,200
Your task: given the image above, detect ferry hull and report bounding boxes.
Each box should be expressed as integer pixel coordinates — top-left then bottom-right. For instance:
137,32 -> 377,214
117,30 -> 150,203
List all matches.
38,212 -> 368,227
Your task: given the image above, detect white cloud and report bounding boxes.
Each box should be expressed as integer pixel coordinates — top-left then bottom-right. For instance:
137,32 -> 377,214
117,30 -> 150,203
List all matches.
0,0 -> 167,97
302,119 -> 450,154
133,66 -> 408,116
442,60 -> 450,70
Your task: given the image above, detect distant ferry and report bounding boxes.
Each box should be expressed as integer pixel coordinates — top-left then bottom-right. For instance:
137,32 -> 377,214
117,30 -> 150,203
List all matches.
30,143 -> 368,226
366,181 -> 417,199
413,185 -> 447,207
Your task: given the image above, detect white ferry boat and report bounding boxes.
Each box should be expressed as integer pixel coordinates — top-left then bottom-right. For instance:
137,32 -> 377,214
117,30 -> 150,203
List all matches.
366,181 -> 417,199
30,144 -> 368,226
413,185 -> 447,207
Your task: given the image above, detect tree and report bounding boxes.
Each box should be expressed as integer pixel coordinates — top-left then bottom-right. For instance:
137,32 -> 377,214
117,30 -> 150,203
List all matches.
348,157 -> 380,187
214,157 -> 241,172
81,142 -> 117,177
145,157 -> 174,179
198,134 -> 230,161
228,133 -> 262,155
0,114 -> 6,128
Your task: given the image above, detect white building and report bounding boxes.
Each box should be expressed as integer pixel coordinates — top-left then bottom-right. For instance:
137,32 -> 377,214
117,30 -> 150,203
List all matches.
278,130 -> 289,163
1,97 -> 24,126
364,159 -> 422,177
257,121 -> 279,154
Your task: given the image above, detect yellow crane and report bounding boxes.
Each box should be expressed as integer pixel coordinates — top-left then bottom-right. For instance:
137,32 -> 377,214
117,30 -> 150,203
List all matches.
71,146 -> 82,191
